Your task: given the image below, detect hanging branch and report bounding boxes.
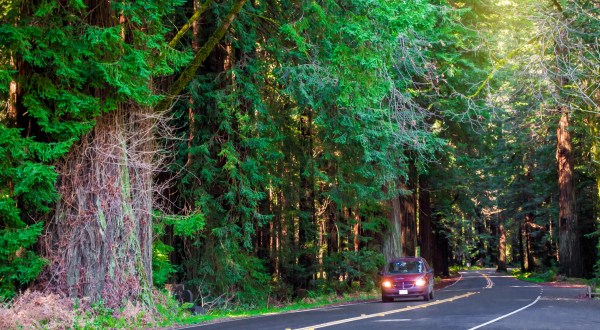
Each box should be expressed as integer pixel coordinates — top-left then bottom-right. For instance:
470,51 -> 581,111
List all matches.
169,0 -> 212,48
155,0 -> 248,113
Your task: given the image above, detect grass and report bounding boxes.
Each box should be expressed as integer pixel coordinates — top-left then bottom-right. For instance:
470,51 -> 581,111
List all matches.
449,265 -> 484,272
162,290 -> 380,327
511,268 -> 593,286
511,268 -> 559,283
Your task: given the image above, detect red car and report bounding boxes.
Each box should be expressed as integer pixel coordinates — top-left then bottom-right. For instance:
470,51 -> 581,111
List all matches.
380,257 -> 435,302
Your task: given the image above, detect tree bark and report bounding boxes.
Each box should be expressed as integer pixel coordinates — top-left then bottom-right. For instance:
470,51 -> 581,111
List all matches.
352,209 -> 360,252
525,213 -> 537,271
556,110 -> 582,277
497,222 -> 507,272
45,105 -> 155,307
383,185 -> 402,260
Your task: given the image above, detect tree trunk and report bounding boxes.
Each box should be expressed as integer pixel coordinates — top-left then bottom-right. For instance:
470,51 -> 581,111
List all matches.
525,213 -> 537,271
44,105 -> 155,307
432,217 -> 449,277
497,222 -> 507,272
556,110 -> 582,277
7,54 -> 18,124
524,220 -> 531,271
519,221 -> 526,272
352,209 -> 360,252
383,187 -> 402,260
36,0 -> 159,307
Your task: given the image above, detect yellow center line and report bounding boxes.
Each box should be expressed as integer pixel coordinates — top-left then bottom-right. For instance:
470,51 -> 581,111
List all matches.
481,273 -> 494,289
293,291 -> 479,330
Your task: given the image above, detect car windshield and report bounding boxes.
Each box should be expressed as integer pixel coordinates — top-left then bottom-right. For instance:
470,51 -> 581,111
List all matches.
387,260 -> 423,274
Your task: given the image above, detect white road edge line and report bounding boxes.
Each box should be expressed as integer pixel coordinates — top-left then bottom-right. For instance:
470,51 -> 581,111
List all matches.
467,295 -> 541,330
445,272 -> 463,289
294,292 -> 478,330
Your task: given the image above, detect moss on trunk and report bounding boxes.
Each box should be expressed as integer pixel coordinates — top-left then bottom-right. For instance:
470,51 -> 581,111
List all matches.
43,105 -> 155,308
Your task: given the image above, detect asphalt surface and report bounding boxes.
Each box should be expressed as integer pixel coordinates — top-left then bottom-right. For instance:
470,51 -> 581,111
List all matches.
178,269 -> 600,330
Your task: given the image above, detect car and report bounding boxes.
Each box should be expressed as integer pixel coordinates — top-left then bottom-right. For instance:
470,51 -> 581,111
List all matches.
380,256 -> 434,302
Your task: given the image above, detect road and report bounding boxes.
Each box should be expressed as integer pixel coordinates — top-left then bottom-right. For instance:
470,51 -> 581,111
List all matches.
179,269 -> 600,330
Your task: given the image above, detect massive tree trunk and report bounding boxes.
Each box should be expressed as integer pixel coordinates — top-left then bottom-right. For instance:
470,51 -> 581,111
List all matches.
556,110 -> 582,277
31,0 -> 156,307
44,105 -> 155,307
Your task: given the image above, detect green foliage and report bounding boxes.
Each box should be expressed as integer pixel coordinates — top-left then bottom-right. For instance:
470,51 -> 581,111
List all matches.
160,212 -> 206,238
152,210 -> 206,287
512,268 -> 558,283
0,0 -> 597,316
166,0 -> 473,307
0,223 -> 47,300
0,127 -> 56,300
322,250 -> 385,293
186,247 -> 271,308
152,240 -> 177,288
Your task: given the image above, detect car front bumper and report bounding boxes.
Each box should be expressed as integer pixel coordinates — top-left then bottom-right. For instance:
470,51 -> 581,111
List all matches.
381,286 -> 428,299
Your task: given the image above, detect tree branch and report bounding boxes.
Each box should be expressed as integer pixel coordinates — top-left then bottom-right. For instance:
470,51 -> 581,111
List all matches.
155,0 -> 248,113
169,0 -> 212,48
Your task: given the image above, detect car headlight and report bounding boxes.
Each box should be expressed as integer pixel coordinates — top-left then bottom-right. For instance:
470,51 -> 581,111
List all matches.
415,278 -> 427,286
382,280 -> 392,288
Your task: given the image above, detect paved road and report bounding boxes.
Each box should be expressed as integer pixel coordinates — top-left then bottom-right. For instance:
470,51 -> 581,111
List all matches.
179,269 -> 600,330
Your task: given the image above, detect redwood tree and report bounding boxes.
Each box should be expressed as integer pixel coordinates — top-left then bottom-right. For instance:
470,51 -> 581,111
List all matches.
2,0 -> 191,306
556,111 -> 582,277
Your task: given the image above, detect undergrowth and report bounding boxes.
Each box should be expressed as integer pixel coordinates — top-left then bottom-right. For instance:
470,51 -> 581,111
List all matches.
511,268 -> 558,283
511,268 -> 591,286
449,265 -> 484,272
